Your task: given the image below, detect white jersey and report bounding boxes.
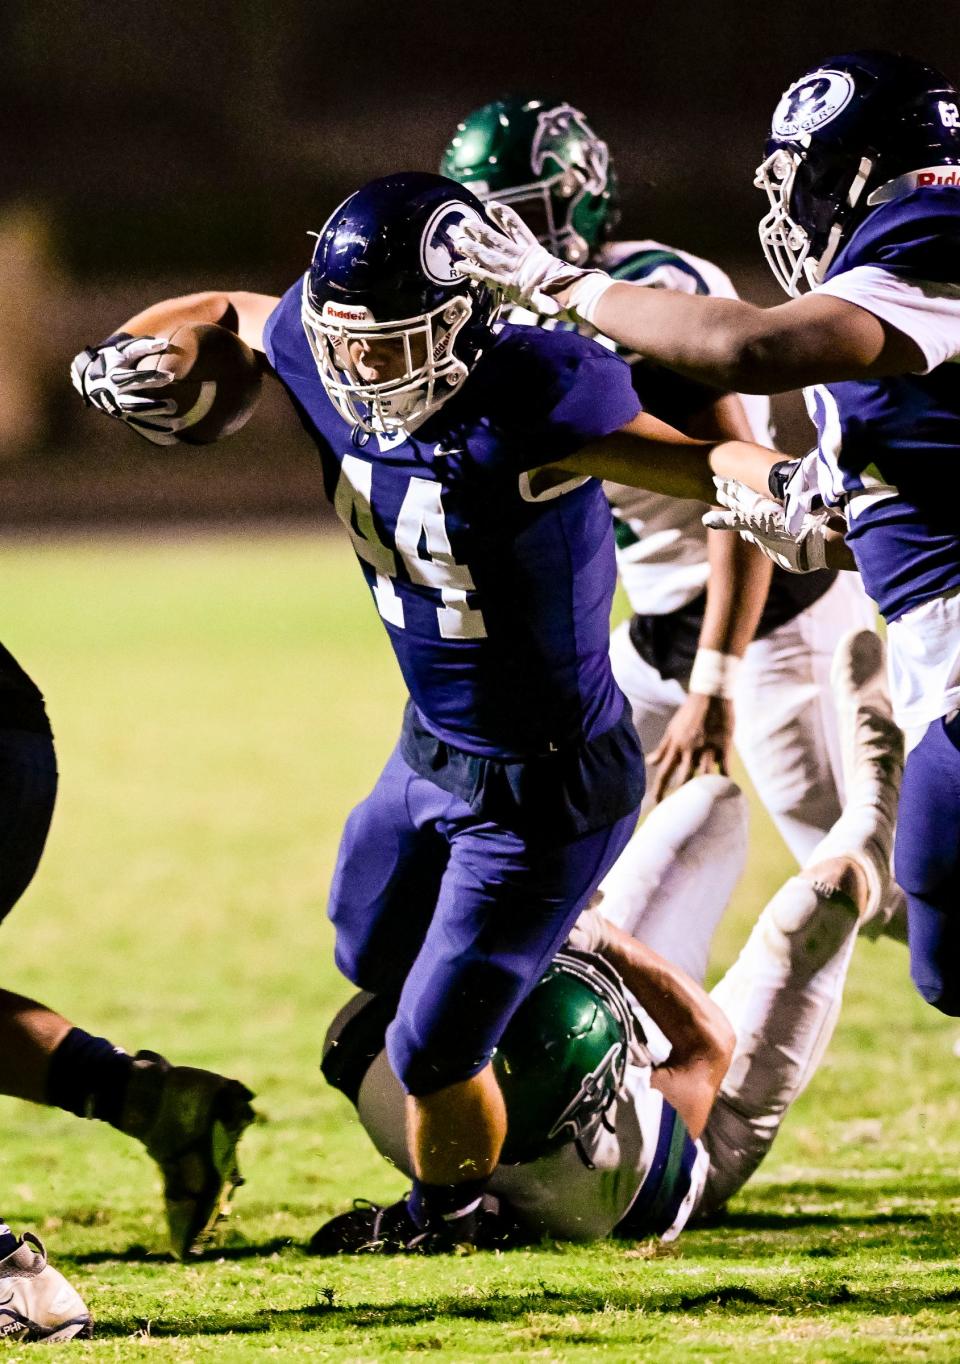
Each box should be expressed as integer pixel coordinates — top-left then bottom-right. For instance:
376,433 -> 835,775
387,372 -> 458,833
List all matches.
508,240 -> 773,617
351,1000 -> 708,1243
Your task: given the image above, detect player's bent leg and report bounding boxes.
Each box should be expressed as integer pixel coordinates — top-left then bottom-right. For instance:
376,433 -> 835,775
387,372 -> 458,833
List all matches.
697,629 -> 902,1214
386,810 -> 637,1101
349,810 -> 637,1252
733,585 -> 851,863
328,745 -> 451,997
597,775 -> 748,982
0,730 -> 255,1259
0,1228 -> 92,1343
896,711 -> 960,1014
698,865 -> 865,1215
0,991 -> 72,1102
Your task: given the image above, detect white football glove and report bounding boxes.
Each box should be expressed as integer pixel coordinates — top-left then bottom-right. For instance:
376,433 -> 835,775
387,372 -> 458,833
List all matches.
780,449 -> 829,533
71,334 -> 194,447
453,202 -> 613,321
565,904 -> 611,956
703,476 -> 831,573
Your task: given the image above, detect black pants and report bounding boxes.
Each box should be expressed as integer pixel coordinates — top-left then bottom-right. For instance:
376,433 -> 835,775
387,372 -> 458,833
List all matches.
0,730 -> 57,923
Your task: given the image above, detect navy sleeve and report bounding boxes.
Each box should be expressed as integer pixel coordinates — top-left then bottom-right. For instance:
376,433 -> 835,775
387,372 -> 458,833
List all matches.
483,326 -> 642,470
263,277 -> 315,381
833,188 -> 960,285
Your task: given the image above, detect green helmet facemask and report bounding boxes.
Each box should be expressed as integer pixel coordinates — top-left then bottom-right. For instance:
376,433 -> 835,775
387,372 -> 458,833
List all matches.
493,948 -> 636,1165
440,96 -> 618,265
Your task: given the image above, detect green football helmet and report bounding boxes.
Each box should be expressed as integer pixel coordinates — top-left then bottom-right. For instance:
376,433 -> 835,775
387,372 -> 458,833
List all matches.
493,949 -> 636,1165
440,96 -> 618,265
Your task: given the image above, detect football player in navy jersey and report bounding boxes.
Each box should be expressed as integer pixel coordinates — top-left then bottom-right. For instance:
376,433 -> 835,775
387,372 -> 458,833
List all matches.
441,97 -> 881,881
0,642 -> 254,1331
456,50 -> 960,1019
72,171 -> 785,1251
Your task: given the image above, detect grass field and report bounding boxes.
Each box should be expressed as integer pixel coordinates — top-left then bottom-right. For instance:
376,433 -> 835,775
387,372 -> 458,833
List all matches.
2,530 -> 959,1362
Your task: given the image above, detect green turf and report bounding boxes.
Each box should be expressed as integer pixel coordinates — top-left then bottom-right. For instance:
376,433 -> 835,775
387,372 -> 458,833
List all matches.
2,531 -> 958,1361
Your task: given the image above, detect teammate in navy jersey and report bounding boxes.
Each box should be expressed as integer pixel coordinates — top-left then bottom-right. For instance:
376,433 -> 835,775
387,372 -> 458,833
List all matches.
456,51 -> 960,1016
72,171 -> 780,1250
442,97 -> 884,886
0,642 -> 254,1332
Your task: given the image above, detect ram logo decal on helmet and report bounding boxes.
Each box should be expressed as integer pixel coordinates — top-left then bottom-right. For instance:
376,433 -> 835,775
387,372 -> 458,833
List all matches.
545,1041 -> 624,1143
531,104 -> 609,193
420,203 -> 485,285
772,71 -> 856,140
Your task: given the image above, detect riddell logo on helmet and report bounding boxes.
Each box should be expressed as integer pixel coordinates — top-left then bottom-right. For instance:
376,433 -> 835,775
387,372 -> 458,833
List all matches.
918,169 -> 960,186
868,164 -> 960,205
321,303 -> 373,323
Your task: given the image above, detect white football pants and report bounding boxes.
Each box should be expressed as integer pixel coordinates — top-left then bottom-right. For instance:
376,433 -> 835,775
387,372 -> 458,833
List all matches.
600,774 -> 863,1218
696,875 -> 859,1214
609,572 -> 877,864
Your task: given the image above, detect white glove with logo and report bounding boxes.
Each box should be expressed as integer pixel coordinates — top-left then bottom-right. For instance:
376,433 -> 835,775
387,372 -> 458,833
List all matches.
565,904 -> 611,956
780,449 -> 828,532
453,202 -> 613,321
703,476 -> 832,573
71,334 -> 188,446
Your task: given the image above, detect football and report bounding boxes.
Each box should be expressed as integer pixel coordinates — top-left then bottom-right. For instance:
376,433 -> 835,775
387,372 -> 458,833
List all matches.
140,322 -> 263,445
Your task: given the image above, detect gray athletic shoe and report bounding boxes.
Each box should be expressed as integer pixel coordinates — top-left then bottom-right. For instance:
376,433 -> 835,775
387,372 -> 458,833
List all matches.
0,1234 -> 92,1342
121,1051 -> 256,1259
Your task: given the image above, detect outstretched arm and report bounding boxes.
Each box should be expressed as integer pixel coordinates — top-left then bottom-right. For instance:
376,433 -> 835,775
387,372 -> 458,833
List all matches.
648,392 -> 773,800
71,290 -> 279,445
585,286 -> 925,392
456,205 -> 927,392
537,410 -> 782,502
120,290 -> 278,354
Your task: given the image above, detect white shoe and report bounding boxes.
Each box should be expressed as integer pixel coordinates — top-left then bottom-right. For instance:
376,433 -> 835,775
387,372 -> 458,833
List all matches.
809,629 -> 904,925
0,1234 -> 92,1343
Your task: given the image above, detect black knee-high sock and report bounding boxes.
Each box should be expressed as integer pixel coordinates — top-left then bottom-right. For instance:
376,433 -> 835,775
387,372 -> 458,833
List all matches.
407,1177 -> 489,1235
45,1028 -> 134,1128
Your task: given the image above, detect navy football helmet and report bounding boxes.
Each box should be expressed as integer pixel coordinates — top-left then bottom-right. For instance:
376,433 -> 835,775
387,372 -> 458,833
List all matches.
756,50 -> 960,294
302,172 -> 499,434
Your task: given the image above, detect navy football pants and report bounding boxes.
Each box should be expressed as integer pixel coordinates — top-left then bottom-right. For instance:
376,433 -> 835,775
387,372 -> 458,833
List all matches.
329,744 -> 637,1095
0,731 -> 57,923
896,712 -> 960,1015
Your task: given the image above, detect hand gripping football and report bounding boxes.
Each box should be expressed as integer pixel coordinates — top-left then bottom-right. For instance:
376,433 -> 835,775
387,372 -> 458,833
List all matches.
138,323 -> 263,445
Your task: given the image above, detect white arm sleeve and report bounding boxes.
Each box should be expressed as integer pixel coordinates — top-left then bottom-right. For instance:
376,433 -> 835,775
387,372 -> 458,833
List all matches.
813,265 -> 960,373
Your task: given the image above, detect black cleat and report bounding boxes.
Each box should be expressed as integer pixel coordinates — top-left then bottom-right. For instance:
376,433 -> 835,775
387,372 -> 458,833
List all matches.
308,1193 -> 525,1256
121,1051 -> 256,1258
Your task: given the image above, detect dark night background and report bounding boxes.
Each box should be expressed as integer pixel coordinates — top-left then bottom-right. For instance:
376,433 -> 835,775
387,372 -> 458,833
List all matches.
1,0 -> 957,525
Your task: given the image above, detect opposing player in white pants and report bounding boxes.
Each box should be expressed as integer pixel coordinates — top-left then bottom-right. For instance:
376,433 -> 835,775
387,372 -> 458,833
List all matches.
313,631 -> 902,1248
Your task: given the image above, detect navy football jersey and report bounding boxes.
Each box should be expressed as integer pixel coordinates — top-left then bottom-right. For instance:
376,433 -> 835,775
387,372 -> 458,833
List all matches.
808,187 -> 960,621
264,285 -> 641,761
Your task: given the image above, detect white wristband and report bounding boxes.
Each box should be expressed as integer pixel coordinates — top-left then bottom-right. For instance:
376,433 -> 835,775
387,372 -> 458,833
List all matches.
566,271 -> 616,325
688,648 -> 741,699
